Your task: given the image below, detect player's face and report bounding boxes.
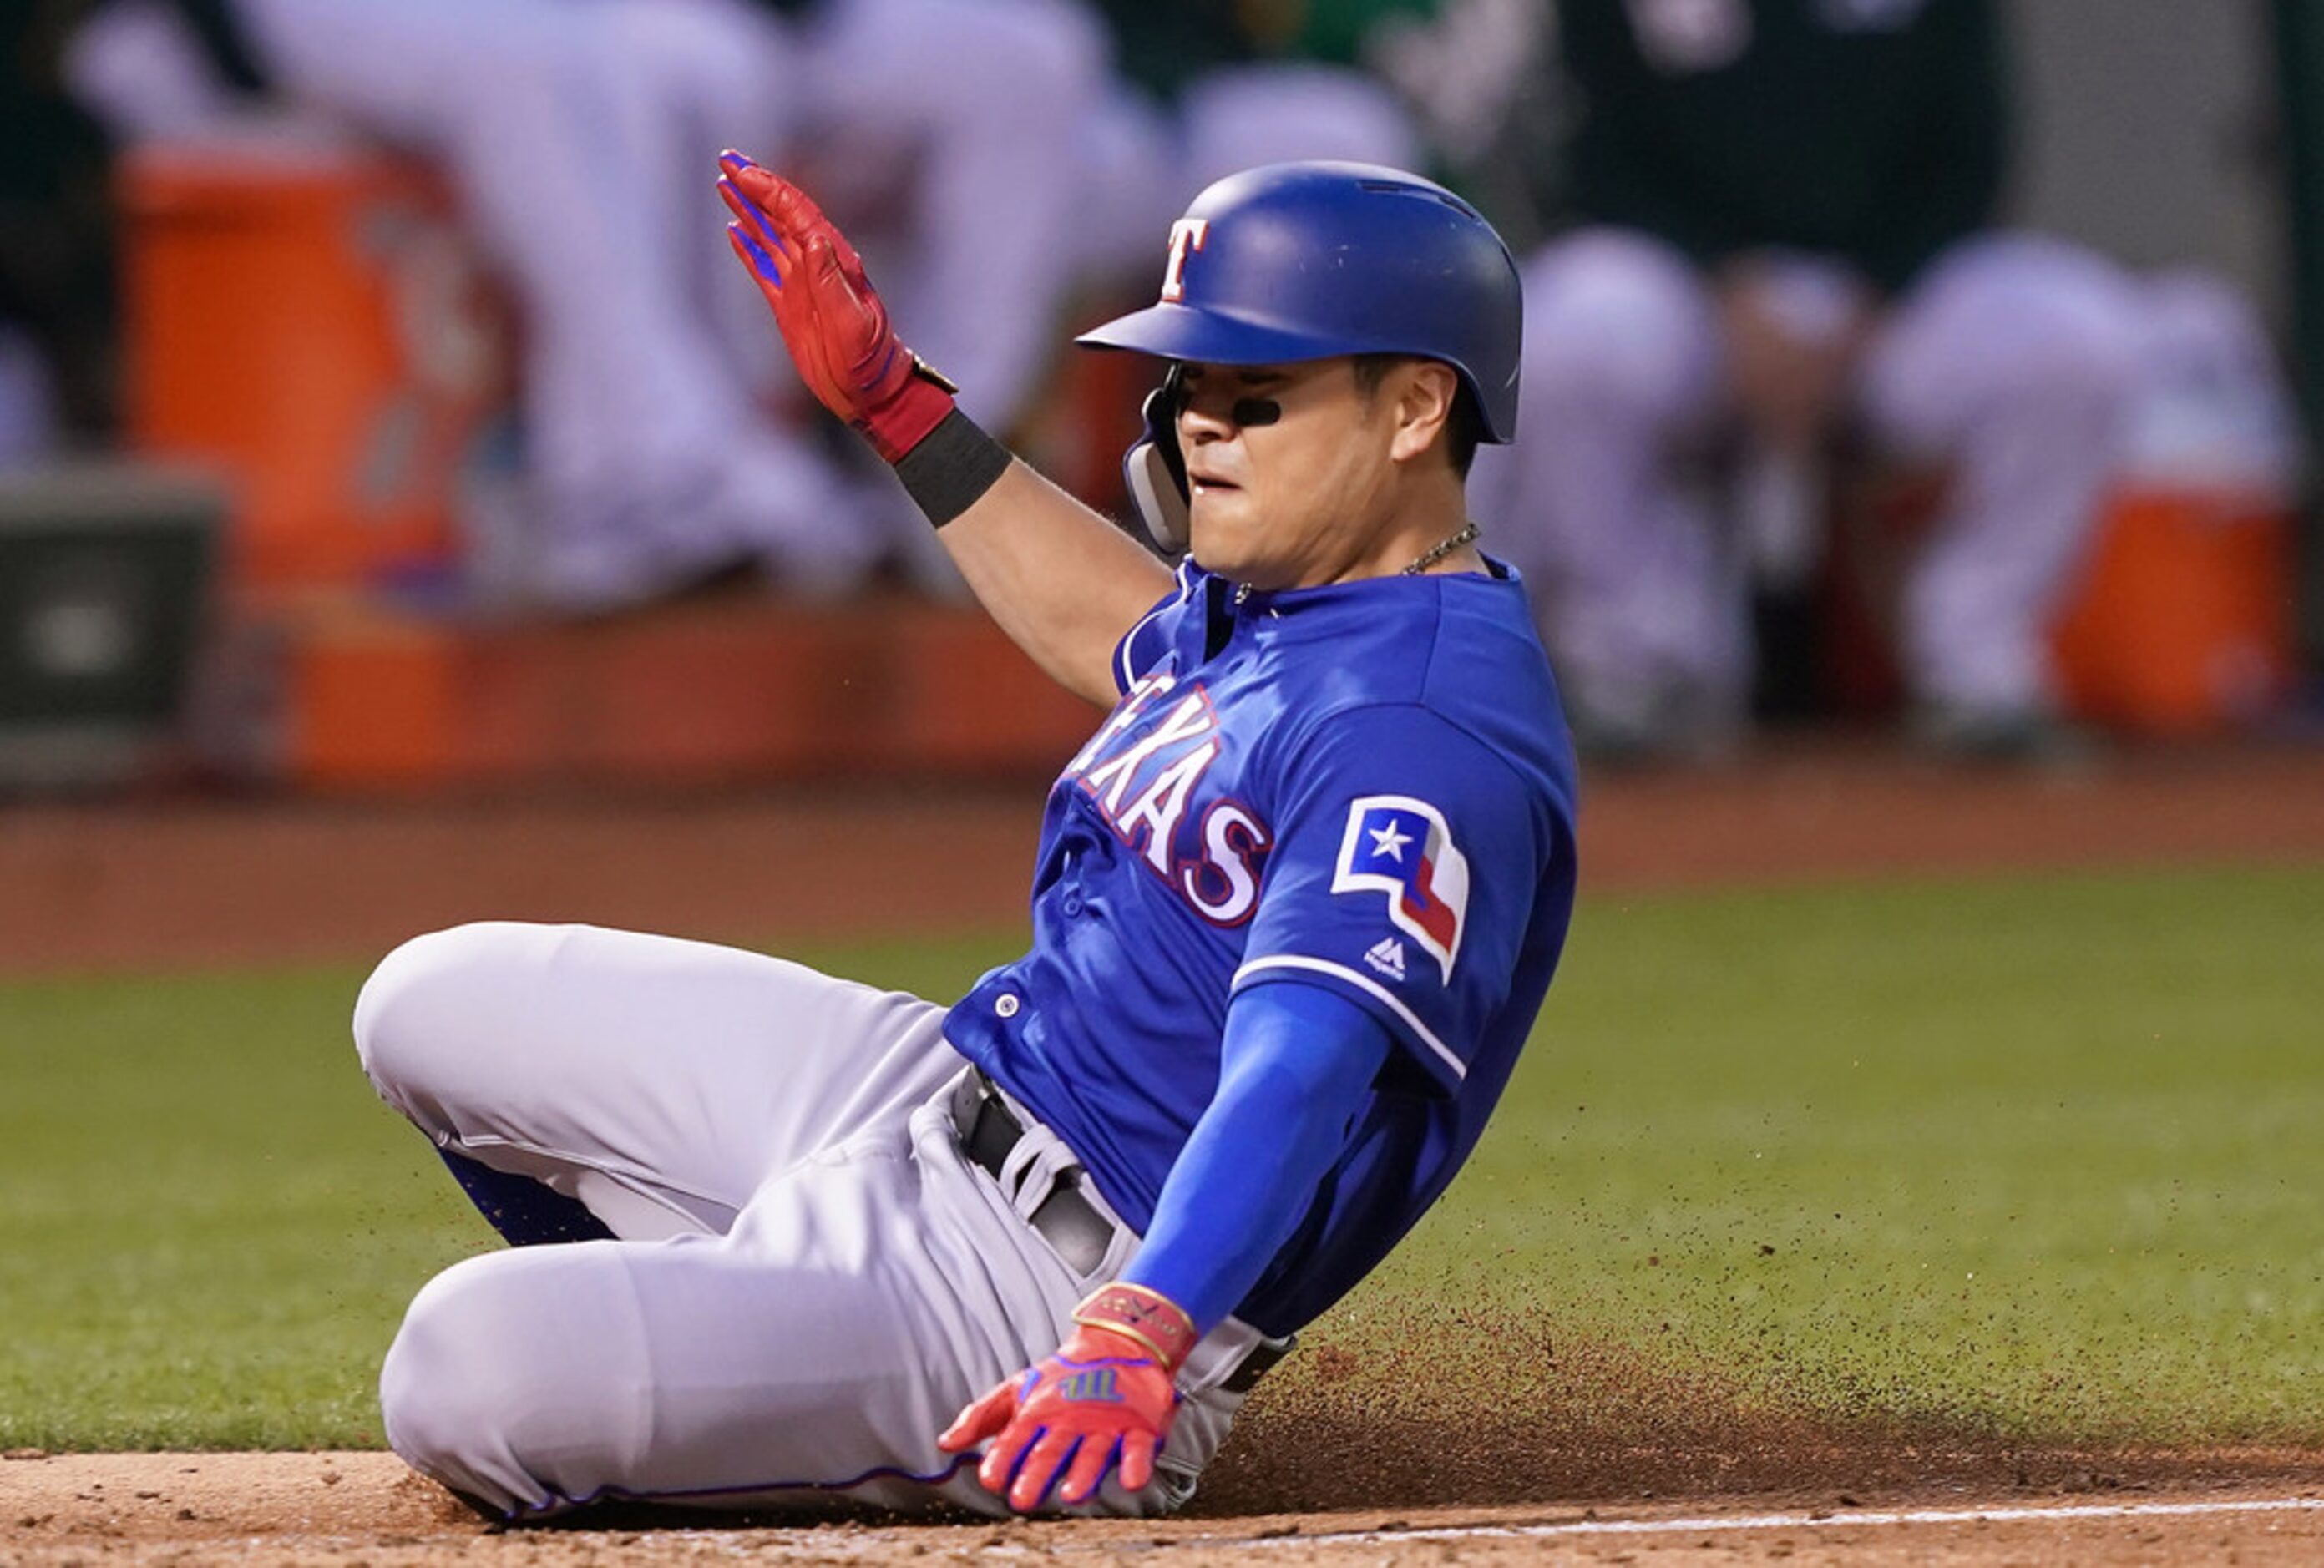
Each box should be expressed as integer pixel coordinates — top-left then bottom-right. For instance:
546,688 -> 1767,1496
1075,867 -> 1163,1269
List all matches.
1174,358 -> 1410,589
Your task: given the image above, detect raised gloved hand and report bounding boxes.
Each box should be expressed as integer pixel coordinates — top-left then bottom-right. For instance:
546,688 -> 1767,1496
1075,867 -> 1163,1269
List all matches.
715,150 -> 958,463
936,1282 -> 1197,1512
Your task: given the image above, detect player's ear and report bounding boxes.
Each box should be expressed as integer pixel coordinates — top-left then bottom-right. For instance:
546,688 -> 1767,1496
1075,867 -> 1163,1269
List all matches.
1386,362 -> 1459,468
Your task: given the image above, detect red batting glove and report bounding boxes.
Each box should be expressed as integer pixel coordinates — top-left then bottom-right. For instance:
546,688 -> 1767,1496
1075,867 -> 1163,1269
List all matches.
715,150 -> 958,463
937,1282 -> 1198,1512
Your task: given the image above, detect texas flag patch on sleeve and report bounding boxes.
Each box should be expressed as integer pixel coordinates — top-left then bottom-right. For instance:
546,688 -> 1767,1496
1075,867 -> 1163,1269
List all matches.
1331,795 -> 1471,981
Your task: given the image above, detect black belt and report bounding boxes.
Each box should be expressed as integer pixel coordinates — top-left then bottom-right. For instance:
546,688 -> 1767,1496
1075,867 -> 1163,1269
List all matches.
949,1070 -> 1287,1394
951,1068 -> 1119,1276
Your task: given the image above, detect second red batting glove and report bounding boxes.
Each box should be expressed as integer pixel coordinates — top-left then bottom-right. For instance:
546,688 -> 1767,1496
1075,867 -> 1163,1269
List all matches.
936,1282 -> 1197,1512
716,150 -> 957,463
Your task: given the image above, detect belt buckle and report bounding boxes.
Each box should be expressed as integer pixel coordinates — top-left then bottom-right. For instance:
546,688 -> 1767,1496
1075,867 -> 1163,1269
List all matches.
949,1068 -> 988,1141
952,1070 -> 1287,1392
954,1070 -> 1106,1272
1025,1175 -> 1112,1277
955,1070 -> 1020,1180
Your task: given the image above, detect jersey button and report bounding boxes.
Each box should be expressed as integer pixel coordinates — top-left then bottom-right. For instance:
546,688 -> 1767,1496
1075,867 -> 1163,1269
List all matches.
1061,891 -> 1084,918
995,994 -> 1021,1019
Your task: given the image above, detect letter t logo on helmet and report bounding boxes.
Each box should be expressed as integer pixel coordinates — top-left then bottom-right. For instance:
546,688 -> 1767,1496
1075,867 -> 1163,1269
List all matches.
1159,220 -> 1211,303
1077,160 -> 1525,550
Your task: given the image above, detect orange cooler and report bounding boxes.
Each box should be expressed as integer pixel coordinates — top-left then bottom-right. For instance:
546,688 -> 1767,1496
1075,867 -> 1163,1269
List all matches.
2050,274 -> 2304,735
2050,485 -> 2296,735
119,139 -> 506,591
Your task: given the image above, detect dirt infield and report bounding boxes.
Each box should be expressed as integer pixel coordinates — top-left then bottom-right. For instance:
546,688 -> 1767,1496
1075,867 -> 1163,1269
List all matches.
4,1450 -> 2321,1565
8,736 -> 2324,1559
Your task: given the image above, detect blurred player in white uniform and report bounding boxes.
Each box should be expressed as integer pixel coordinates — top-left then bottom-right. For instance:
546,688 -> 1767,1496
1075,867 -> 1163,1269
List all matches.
1070,1 -> 1424,284
601,0 -> 1108,444
63,0 -> 1109,609
1472,0 -> 2144,760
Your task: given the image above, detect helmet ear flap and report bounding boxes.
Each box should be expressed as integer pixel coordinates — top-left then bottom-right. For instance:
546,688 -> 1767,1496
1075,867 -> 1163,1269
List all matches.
1122,364 -> 1191,554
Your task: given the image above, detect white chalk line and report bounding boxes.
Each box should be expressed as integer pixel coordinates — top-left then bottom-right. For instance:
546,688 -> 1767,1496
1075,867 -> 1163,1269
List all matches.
1209,1495 -> 2324,1551
653,1496 -> 2324,1560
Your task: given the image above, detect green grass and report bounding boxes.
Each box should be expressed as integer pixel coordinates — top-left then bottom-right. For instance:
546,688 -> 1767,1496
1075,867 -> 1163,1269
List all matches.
1392,864 -> 2324,1444
3,866 -> 2319,1450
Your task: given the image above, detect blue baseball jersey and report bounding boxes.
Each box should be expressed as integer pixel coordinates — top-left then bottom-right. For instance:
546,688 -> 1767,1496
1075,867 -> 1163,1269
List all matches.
943,558 -> 1578,1336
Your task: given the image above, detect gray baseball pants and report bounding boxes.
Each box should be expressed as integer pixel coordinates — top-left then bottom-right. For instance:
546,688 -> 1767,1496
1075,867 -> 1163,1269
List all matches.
353,921 -> 1264,1519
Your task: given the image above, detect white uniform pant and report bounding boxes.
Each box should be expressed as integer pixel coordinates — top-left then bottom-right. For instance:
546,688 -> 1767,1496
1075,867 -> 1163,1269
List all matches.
1073,63 -> 1423,282
352,922 -> 1258,1519
1471,228 -> 2145,721
593,0 -> 1110,435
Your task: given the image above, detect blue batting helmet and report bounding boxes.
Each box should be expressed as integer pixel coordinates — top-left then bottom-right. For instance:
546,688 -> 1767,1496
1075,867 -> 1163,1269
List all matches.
1076,161 -> 1524,442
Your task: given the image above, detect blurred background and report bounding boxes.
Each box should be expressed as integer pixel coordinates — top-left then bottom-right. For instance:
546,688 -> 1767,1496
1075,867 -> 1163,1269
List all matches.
5,1 -> 2324,1482
0,0 -> 2318,794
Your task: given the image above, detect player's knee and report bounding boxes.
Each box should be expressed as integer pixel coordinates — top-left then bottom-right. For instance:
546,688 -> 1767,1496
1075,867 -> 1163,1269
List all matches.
1887,237 -> 2144,440
381,1249 -> 640,1515
352,923 -> 525,1120
379,1259 -> 525,1505
1992,298 -> 2141,432
1521,230 -> 1717,419
628,4 -> 789,129
966,0 -> 1108,106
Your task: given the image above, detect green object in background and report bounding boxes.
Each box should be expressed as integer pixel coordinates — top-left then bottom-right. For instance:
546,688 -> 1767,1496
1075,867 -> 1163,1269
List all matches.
2272,0 -> 2324,663
1,867 -> 2319,1451
1294,0 -> 1443,65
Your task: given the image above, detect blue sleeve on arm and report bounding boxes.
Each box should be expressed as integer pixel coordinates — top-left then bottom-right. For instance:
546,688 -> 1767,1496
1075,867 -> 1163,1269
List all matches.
1121,981 -> 1391,1335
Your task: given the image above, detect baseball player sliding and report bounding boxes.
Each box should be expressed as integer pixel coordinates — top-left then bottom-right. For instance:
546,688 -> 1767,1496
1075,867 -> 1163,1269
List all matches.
352,157 -> 1578,1520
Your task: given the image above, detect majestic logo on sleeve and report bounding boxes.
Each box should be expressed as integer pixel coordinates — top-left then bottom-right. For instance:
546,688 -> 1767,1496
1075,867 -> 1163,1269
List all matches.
1332,796 -> 1470,981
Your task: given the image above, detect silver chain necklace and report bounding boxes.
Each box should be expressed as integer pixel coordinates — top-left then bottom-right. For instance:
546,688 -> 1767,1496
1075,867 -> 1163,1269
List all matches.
1402,520 -> 1480,575
1231,522 -> 1480,607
